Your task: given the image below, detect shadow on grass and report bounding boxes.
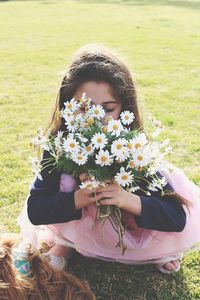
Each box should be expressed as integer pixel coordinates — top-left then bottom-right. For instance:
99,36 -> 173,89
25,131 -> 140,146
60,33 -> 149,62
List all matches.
76,0 -> 200,10
0,0 -> 55,3
1,0 -> 200,10
69,252 -> 196,300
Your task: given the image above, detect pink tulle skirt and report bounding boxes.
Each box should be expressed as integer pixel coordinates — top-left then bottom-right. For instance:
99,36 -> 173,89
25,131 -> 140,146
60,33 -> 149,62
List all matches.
17,163 -> 200,264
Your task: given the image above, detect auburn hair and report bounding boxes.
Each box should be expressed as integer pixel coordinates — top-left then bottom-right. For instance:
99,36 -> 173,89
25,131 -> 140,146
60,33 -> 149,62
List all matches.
46,43 -> 143,136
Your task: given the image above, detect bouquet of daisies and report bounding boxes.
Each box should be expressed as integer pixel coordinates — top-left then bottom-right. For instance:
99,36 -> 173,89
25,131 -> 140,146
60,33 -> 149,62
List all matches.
30,93 -> 172,254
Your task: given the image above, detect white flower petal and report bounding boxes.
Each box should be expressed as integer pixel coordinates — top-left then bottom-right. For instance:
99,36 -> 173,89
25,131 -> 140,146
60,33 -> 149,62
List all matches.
120,111 -> 135,125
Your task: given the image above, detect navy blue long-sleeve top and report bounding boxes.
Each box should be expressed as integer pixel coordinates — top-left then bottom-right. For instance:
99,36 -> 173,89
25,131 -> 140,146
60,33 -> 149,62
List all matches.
27,151 -> 186,232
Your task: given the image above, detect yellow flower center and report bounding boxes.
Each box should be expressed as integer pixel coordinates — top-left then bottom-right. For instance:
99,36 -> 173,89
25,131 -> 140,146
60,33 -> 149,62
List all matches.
122,175 -> 128,180
87,117 -> 94,125
113,124 -> 119,130
77,156 -> 83,160
86,184 -> 93,189
70,143 -> 76,148
86,145 -> 92,152
67,103 -> 72,109
125,115 -> 129,120
101,156 -> 107,162
135,143 -> 141,149
127,143 -> 132,149
94,109 -> 99,115
116,144 -> 122,150
102,126 -> 107,133
138,155 -> 143,161
97,138 -> 102,143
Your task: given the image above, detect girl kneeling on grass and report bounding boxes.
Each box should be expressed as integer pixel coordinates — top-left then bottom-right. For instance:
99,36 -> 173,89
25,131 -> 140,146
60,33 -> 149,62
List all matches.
18,44 -> 200,275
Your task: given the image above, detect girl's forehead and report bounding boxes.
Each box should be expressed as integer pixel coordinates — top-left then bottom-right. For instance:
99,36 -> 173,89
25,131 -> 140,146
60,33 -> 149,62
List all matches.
74,81 -> 119,104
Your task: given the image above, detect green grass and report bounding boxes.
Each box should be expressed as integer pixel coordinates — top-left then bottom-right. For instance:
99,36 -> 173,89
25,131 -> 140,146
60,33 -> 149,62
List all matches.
0,0 -> 200,299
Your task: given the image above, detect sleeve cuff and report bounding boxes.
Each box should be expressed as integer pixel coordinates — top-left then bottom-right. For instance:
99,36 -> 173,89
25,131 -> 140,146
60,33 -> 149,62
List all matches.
58,191 -> 82,221
134,196 -> 154,228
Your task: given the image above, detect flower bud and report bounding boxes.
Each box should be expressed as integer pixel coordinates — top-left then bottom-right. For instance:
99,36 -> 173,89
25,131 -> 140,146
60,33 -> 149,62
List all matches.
87,117 -> 94,125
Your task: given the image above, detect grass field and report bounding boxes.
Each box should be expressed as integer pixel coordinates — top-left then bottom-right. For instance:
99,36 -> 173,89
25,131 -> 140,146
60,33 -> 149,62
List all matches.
0,0 -> 200,299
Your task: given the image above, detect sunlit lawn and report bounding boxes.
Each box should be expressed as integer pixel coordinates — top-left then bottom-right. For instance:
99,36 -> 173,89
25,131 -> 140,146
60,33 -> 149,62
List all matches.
0,0 -> 199,299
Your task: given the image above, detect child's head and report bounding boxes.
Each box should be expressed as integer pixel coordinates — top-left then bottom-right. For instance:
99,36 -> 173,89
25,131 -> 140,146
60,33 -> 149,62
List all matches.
49,44 -> 143,135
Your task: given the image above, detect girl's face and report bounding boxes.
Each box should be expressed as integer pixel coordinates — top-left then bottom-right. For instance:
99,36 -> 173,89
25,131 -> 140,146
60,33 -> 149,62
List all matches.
73,81 -> 122,120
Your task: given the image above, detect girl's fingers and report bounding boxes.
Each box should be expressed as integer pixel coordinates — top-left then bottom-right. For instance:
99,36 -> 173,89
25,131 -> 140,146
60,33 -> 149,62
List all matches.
100,198 -> 115,205
89,192 -> 105,203
104,179 -> 113,184
99,191 -> 116,198
84,188 -> 99,195
97,184 -> 119,193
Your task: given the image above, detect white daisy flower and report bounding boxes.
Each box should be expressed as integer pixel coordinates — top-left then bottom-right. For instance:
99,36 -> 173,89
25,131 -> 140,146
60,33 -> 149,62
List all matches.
54,131 -> 63,149
57,131 -> 63,139
127,160 -> 136,169
65,115 -> 77,133
132,149 -> 151,167
84,144 -> 94,155
72,152 -> 88,165
145,164 -> 158,176
79,180 -> 100,190
29,156 -> 42,180
120,111 -> 135,125
114,147 -> 130,162
159,176 -> 168,187
128,132 -> 148,152
30,135 -> 49,151
61,108 -> 74,121
95,150 -> 113,166
148,176 -> 168,192
127,186 -> 140,193
107,119 -> 123,137
151,127 -> 163,138
91,132 -> 108,149
111,139 -> 127,155
114,167 -> 134,187
145,191 -> 151,196
148,183 -> 158,192
90,104 -> 105,119
74,113 -> 88,131
63,136 -> 79,153
74,133 -> 88,144
64,98 -> 79,112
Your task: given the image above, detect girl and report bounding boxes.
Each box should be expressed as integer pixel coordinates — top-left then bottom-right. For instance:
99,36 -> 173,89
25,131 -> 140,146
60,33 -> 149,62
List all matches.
18,44 -> 200,275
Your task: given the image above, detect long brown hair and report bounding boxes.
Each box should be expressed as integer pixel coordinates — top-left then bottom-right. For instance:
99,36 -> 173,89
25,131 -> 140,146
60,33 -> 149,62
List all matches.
46,44 -> 190,209
0,234 -> 95,300
47,44 -> 143,136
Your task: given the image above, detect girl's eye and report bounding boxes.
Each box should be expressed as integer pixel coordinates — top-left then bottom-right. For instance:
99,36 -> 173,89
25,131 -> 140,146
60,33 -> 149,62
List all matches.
104,108 -> 114,113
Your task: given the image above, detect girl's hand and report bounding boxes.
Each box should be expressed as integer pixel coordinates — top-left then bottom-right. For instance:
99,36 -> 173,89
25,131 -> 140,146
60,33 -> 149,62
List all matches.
76,174 -> 142,216
96,182 -> 130,208
74,187 -> 103,210
95,180 -> 142,216
74,173 -> 108,210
